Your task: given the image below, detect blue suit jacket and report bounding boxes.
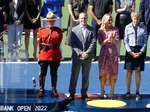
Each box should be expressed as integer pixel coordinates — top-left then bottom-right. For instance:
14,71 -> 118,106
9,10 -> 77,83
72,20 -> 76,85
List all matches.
71,24 -> 96,59
140,0 -> 150,25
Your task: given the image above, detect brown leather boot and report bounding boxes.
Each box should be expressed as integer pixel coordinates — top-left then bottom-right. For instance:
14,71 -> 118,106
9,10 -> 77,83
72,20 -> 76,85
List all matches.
39,76 -> 45,97
51,76 -> 58,97
51,87 -> 58,97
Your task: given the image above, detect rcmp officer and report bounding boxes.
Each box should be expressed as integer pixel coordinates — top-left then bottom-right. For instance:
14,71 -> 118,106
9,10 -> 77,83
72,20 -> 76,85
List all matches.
37,12 -> 63,97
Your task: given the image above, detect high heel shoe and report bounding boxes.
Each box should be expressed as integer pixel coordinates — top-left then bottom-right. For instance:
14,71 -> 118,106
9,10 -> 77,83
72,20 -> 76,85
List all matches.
135,92 -> 140,100
100,97 -> 104,99
33,53 -> 37,61
125,92 -> 131,99
109,97 -> 114,100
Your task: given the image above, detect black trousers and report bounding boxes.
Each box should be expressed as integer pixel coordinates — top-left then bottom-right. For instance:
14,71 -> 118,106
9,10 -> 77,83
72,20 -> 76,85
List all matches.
146,21 -> 150,35
143,21 -> 150,58
38,60 -> 60,76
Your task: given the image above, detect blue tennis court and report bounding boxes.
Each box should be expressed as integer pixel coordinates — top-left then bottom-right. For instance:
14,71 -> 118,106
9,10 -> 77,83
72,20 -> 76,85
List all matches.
1,62 -> 150,112
1,62 -> 150,95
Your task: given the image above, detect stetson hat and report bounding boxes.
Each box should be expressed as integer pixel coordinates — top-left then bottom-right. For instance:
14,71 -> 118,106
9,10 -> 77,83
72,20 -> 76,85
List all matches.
43,12 -> 60,20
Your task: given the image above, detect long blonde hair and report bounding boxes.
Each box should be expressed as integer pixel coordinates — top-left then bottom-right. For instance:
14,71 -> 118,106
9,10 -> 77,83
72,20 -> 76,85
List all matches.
100,14 -> 113,31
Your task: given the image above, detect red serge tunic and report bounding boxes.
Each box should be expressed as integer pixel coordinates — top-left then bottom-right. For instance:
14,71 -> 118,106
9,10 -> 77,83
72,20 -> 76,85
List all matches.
37,27 -> 62,61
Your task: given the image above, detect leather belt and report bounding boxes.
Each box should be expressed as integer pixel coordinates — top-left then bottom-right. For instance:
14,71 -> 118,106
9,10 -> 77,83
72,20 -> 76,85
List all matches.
46,44 -> 59,49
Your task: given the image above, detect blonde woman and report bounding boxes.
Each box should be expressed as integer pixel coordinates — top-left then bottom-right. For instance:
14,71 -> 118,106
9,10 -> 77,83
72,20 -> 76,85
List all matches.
98,14 -> 119,99
124,11 -> 147,100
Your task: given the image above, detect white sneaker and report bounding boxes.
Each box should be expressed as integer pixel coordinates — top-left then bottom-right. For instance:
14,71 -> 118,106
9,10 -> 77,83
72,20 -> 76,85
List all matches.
15,55 -> 21,62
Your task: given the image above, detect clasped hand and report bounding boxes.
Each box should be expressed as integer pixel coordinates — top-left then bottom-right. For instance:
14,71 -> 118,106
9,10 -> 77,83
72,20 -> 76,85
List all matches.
108,32 -> 113,40
32,18 -> 38,24
124,4 -> 130,12
130,52 -> 142,58
15,20 -> 21,26
80,52 -> 88,60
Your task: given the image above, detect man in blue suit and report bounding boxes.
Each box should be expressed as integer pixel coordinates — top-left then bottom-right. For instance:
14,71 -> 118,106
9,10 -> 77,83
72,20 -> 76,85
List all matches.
139,0 -> 150,58
140,0 -> 150,35
67,12 -> 96,101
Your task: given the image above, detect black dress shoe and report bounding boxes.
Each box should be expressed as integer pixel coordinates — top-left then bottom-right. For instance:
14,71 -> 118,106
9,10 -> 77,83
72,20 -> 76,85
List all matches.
65,94 -> 75,105
39,89 -> 44,97
66,94 -> 75,101
81,94 -> 91,101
